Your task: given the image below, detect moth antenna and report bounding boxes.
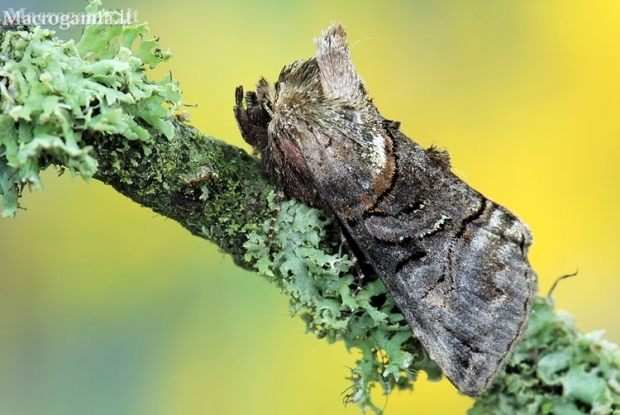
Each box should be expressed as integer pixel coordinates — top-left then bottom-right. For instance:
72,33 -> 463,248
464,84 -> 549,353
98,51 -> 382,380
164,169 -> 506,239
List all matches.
547,270 -> 578,298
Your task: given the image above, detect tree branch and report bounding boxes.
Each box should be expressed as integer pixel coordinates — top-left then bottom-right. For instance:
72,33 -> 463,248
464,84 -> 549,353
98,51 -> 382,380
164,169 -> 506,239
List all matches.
88,120 -> 273,268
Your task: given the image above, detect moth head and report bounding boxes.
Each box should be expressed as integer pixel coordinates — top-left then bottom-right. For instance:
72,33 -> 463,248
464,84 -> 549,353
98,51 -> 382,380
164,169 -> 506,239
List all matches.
241,23 -> 376,148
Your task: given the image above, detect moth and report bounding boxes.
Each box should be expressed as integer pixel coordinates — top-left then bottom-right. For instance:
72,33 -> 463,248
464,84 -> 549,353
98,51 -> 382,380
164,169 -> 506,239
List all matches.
234,23 -> 537,396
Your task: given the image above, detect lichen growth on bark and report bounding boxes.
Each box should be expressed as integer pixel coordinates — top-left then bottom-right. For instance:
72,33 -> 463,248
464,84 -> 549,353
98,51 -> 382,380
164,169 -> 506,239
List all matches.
0,0 -> 180,217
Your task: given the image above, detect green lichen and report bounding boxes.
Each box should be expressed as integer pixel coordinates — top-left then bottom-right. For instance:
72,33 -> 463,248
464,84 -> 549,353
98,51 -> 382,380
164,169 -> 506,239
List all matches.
0,0 -> 181,217
244,197 -> 441,414
471,296 -> 620,415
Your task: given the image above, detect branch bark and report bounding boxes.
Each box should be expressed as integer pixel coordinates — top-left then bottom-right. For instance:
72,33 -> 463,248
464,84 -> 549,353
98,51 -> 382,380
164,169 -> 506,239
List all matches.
86,121 -> 273,268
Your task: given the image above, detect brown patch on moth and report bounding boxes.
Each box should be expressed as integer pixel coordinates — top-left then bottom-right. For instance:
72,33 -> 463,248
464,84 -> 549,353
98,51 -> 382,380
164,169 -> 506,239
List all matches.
277,138 -> 306,175
340,203 -> 356,222
370,132 -> 397,197
359,192 -> 376,211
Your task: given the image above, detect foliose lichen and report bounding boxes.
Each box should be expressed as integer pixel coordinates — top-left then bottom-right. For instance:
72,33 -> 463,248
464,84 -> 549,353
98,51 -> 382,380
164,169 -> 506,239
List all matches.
471,296 -> 620,415
0,0 -> 181,217
244,196 -> 441,414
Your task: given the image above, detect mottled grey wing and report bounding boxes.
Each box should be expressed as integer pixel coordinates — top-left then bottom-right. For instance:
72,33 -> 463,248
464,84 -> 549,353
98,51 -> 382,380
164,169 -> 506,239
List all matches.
299,128 -> 537,396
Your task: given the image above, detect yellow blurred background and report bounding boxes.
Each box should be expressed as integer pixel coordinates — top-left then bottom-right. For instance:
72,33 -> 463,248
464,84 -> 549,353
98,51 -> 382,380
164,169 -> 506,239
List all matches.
1,1 -> 619,414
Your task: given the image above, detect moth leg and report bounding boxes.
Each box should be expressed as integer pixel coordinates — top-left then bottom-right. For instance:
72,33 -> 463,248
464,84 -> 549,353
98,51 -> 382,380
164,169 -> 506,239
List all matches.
334,223 -> 366,295
267,169 -> 285,238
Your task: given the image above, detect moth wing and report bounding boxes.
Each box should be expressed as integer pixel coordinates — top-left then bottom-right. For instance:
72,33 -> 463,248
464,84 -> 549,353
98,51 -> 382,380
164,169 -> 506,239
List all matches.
297,128 -> 536,396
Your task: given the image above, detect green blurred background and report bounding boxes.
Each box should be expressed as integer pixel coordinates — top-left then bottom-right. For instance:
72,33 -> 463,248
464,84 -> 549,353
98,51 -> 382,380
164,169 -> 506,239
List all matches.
1,0 -> 619,414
